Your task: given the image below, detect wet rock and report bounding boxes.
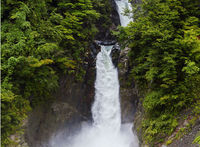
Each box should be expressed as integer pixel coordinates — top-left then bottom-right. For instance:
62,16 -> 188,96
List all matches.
9,119 -> 29,147
167,119 -> 200,147
118,47 -> 139,123
90,40 -> 117,59
90,41 -> 101,58
26,65 -> 96,147
120,88 -> 138,123
90,40 -> 119,61
26,102 -> 83,147
95,40 -> 117,46
111,43 -> 120,67
110,0 -> 121,26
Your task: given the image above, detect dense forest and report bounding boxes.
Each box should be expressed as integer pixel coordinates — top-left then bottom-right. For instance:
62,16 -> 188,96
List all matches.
1,0 -> 113,146
118,0 -> 200,145
1,0 -> 200,146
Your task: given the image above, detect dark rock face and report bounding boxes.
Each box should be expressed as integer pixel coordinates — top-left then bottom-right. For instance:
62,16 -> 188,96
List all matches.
118,47 -> 139,123
111,43 -> 121,67
90,41 -> 121,67
26,71 -> 96,147
26,102 -> 83,147
90,40 -> 118,59
95,40 -> 117,46
90,40 -> 116,58
110,0 -> 121,26
82,57 -> 96,117
90,41 -> 101,58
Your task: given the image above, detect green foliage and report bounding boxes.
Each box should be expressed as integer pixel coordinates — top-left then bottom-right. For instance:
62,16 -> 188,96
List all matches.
193,135 -> 200,145
118,0 -> 200,145
92,0 -> 112,31
142,114 -> 178,144
1,87 -> 31,145
1,0 -> 102,146
192,100 -> 200,116
166,139 -> 173,145
182,60 -> 199,75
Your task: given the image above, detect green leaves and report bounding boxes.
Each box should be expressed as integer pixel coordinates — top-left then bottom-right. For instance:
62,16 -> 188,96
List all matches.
193,135 -> 200,145
29,58 -> 54,68
182,60 -> 199,75
142,113 -> 178,144
1,87 -> 31,146
143,90 -> 163,113
118,0 -> 200,144
36,43 -> 59,58
1,89 -> 16,102
1,0 -> 101,146
56,57 -> 76,69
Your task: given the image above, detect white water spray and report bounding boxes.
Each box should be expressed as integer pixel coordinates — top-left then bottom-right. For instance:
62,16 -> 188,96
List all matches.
115,0 -> 133,26
92,45 -> 121,134
48,1 -> 138,147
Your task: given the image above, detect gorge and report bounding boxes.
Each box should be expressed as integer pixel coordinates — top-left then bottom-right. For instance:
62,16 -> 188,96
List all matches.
2,0 -> 200,147
48,0 -> 138,146
48,44 -> 138,147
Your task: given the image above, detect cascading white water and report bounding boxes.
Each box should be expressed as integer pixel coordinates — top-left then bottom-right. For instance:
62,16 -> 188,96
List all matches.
48,1 -> 138,147
49,45 -> 138,147
92,45 -> 121,134
115,0 -> 133,27
61,45 -> 138,147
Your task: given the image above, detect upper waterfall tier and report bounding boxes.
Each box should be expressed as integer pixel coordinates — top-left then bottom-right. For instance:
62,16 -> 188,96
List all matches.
115,0 -> 132,27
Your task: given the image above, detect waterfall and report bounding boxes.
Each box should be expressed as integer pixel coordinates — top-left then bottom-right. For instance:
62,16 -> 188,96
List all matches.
92,45 -> 121,134
115,0 -> 133,27
49,45 -> 138,147
48,1 -> 138,147
60,45 -> 138,147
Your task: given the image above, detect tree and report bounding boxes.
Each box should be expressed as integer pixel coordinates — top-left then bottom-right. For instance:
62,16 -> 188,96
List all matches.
1,0 -> 100,145
118,0 -> 200,144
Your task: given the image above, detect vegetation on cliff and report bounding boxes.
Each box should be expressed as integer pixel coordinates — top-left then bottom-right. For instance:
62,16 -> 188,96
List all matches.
2,0 -> 200,146
1,0 -> 113,146
118,0 -> 200,145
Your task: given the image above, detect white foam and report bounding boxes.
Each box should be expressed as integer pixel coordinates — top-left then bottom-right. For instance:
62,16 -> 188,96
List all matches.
115,0 -> 133,27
